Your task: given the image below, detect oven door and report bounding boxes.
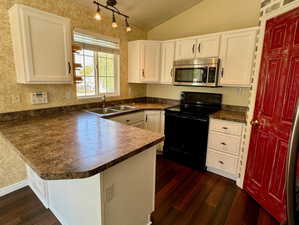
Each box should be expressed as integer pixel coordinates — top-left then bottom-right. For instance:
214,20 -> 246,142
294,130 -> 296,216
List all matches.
173,65 -> 218,87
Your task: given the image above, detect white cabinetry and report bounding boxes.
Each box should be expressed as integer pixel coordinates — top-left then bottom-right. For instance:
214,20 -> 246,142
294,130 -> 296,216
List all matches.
160,41 -> 175,84
145,110 -> 161,133
175,34 -> 220,60
219,27 -> 258,87
206,119 -> 244,180
109,111 -> 144,126
9,4 -> 73,84
26,165 -> 49,208
175,38 -> 196,60
128,41 -> 161,83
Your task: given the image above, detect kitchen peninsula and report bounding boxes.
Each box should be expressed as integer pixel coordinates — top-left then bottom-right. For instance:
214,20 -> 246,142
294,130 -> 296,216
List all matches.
0,111 -> 164,225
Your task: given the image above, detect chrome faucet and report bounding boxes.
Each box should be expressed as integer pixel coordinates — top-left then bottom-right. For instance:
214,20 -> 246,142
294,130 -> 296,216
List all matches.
101,95 -> 106,109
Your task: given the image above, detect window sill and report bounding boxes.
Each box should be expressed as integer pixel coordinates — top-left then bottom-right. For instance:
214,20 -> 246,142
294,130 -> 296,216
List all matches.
77,94 -> 120,100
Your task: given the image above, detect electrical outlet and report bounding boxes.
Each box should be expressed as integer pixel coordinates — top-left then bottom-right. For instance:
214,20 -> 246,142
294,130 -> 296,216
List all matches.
105,185 -> 114,202
11,94 -> 21,104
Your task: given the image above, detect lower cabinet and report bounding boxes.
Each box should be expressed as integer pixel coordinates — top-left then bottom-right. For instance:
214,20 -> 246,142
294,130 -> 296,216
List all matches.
206,118 -> 244,180
109,110 -> 165,152
109,111 -> 144,126
144,110 -> 161,133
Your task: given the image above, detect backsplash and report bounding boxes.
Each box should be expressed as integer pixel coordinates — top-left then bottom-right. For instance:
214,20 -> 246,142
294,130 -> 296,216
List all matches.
0,0 -> 147,114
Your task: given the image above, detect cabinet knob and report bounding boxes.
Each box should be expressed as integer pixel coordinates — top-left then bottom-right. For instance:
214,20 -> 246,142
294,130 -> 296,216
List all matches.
250,120 -> 260,126
218,160 -> 224,165
222,127 -> 228,130
221,142 -> 227,146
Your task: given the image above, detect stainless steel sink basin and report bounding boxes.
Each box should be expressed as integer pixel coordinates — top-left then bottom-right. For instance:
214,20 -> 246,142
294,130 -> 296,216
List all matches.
87,105 -> 136,116
88,108 -> 118,115
109,105 -> 136,111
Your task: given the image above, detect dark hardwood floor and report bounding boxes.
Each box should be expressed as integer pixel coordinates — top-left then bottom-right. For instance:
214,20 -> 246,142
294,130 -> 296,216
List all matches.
0,156 -> 279,225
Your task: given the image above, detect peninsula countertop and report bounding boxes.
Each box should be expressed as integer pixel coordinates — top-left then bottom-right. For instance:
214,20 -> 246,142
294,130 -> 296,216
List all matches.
0,111 -> 164,180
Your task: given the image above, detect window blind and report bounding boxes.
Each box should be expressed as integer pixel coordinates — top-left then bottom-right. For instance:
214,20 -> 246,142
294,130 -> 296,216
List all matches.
74,32 -> 120,55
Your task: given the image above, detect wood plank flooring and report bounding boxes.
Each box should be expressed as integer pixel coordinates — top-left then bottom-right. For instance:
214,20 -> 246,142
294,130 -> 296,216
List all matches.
0,156 -> 279,225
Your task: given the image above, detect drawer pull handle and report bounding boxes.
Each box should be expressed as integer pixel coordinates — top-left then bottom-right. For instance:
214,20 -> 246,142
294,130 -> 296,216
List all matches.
218,160 -> 224,165
222,127 -> 228,130
126,120 -> 130,122
221,142 -> 226,146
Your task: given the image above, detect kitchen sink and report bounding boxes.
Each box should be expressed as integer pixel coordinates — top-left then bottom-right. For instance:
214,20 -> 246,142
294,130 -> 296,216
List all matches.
109,105 -> 136,111
87,105 -> 136,116
88,108 -> 118,115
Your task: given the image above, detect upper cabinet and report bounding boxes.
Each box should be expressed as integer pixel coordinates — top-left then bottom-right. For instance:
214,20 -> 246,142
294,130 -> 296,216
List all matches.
175,34 -> 220,60
128,27 -> 258,87
128,40 -> 161,83
9,4 -> 73,84
219,28 -> 258,87
160,41 -> 175,84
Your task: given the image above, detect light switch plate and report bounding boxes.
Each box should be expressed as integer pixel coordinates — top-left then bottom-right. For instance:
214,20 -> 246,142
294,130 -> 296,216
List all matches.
31,92 -> 48,105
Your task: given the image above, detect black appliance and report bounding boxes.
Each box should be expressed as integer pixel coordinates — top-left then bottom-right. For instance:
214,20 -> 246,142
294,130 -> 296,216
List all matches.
163,92 -> 222,170
286,99 -> 299,225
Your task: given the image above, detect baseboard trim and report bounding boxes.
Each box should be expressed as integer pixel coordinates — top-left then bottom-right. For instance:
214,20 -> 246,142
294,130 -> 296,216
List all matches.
207,167 -> 237,181
0,180 -> 28,197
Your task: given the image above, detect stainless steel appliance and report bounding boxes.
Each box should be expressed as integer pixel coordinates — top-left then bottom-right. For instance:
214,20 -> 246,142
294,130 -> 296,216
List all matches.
173,57 -> 220,87
163,92 -> 222,170
286,99 -> 299,225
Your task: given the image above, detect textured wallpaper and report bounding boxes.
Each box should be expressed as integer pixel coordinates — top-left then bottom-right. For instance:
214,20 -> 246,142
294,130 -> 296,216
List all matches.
0,0 -> 147,188
0,133 -> 26,188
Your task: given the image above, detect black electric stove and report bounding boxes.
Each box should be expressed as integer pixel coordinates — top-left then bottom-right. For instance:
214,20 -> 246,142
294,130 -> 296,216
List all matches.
163,92 -> 222,170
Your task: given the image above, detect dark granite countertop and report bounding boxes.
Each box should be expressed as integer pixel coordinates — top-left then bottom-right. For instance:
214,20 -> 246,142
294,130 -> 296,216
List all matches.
0,110 -> 164,180
210,110 -> 247,123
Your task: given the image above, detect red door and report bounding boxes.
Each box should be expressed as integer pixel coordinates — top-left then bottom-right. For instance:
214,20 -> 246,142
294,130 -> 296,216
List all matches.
244,7 -> 299,223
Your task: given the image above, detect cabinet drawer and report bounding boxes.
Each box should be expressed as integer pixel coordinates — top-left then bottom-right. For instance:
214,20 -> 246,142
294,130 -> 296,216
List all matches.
110,111 -> 144,125
208,132 -> 241,155
206,150 -> 238,175
209,119 -> 243,136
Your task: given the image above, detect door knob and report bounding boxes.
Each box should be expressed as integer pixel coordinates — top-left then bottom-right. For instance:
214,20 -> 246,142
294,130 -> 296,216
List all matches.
250,120 -> 260,126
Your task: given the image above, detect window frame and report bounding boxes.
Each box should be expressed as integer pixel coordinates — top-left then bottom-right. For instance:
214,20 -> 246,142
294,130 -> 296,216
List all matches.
74,31 -> 120,99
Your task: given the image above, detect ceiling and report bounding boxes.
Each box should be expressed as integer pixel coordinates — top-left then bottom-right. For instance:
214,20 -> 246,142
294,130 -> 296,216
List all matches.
75,0 -> 203,30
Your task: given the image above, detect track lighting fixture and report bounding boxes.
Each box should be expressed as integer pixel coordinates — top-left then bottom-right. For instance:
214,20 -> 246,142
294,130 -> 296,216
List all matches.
93,0 -> 131,32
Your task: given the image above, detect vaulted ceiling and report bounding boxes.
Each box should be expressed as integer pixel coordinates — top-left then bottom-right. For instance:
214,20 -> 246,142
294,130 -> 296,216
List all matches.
75,0 -> 203,30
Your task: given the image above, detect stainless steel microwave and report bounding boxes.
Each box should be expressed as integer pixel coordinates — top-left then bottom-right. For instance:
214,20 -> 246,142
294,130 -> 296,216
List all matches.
172,57 -> 220,87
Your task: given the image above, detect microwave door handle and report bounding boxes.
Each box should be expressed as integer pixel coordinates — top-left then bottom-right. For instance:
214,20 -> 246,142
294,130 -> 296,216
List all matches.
286,98 -> 299,225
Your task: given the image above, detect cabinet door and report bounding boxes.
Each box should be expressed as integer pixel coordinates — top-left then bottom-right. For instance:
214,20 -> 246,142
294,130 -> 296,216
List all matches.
145,111 -> 161,133
141,41 -> 161,83
128,41 -> 142,83
219,29 -> 257,87
9,4 -> 73,84
196,35 -> 220,58
160,41 -> 175,84
175,39 -> 196,60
